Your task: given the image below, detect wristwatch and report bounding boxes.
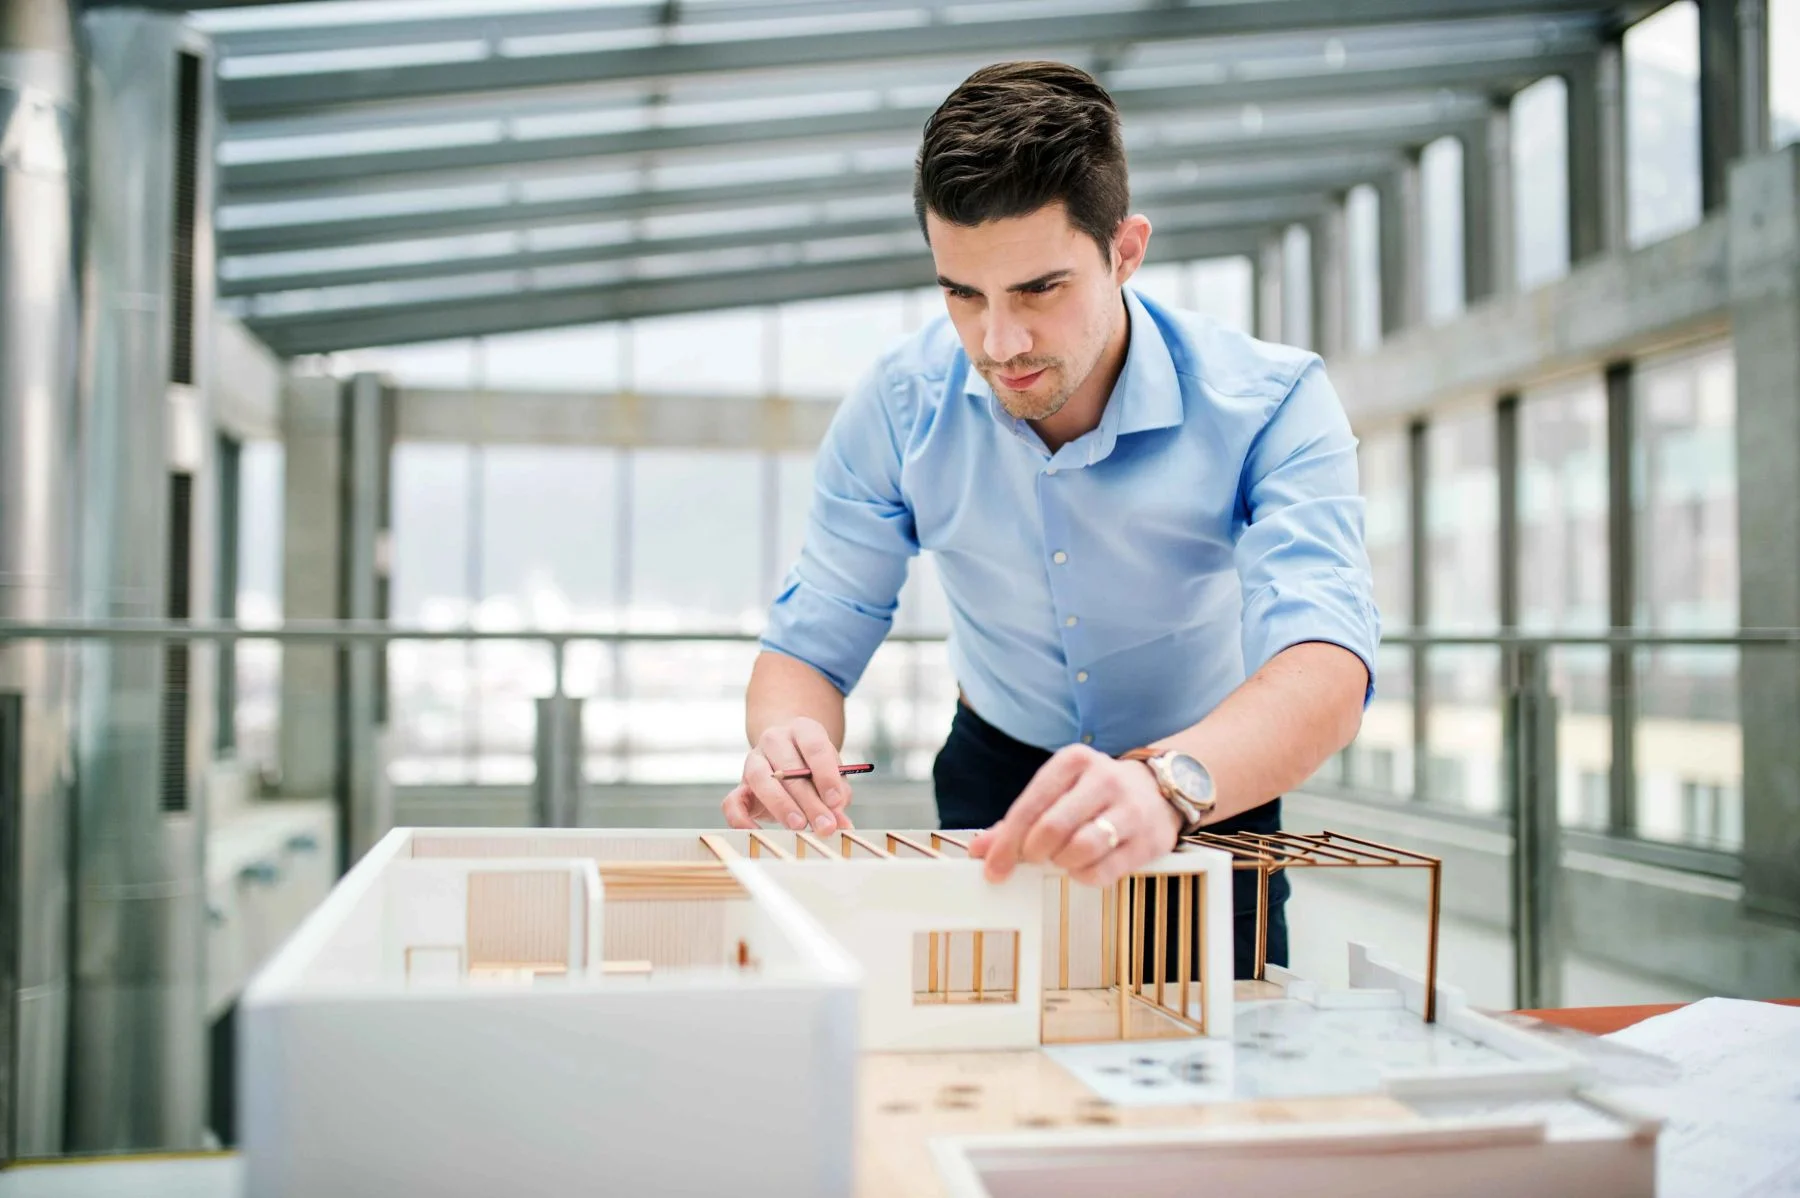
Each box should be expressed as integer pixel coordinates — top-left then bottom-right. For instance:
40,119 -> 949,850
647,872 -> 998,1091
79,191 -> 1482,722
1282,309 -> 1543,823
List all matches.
1119,747 -> 1216,835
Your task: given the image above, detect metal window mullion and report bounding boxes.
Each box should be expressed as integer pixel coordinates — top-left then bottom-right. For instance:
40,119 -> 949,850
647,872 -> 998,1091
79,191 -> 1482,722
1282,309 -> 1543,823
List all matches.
1408,418 -> 1431,802
1497,394 -> 1521,687
1606,360 -> 1637,837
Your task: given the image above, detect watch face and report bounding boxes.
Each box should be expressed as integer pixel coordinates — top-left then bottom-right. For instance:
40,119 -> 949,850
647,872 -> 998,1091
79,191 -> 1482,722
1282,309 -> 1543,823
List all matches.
1167,754 -> 1213,804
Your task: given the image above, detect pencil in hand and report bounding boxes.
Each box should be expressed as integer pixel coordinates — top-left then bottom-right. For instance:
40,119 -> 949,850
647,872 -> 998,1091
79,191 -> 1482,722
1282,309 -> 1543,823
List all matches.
775,763 -> 875,780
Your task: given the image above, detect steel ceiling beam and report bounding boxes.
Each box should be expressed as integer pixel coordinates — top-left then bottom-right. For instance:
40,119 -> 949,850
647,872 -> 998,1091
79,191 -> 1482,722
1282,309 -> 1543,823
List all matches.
219,145 -> 1394,256
222,196 -> 1325,298
202,0 -> 998,58
221,77 -> 1503,202
216,1 -> 1613,121
246,223 -> 1268,355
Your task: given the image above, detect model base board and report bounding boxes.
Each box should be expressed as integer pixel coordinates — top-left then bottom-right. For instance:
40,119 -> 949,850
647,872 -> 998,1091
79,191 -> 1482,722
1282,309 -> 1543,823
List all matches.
239,826 -> 1656,1198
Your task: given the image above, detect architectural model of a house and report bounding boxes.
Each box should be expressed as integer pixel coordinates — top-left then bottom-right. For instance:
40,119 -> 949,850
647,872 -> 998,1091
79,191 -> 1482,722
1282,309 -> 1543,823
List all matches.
241,826 -> 1661,1198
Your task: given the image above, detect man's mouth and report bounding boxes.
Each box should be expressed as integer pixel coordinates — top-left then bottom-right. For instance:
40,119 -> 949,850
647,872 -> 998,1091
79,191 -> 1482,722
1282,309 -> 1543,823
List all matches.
997,367 -> 1047,391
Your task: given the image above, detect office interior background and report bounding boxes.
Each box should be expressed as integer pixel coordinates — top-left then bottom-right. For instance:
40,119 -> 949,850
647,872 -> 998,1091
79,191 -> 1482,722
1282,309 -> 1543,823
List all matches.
2,0 -> 1800,1163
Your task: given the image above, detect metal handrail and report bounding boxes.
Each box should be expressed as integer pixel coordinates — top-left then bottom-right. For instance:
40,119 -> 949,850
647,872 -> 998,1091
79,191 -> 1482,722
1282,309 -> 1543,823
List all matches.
0,618 -> 946,645
3,618 -> 1798,646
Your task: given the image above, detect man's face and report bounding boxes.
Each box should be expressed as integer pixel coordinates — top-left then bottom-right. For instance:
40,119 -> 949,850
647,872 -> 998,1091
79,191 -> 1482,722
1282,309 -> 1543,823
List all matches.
926,203 -> 1133,422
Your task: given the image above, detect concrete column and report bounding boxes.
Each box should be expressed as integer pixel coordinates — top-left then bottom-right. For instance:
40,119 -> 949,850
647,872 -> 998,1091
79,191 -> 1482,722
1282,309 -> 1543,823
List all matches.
1567,47 -> 1627,262
1309,202 -> 1348,359
1463,108 -> 1515,305
278,376 -> 344,804
1730,145 -> 1800,926
1377,157 -> 1423,338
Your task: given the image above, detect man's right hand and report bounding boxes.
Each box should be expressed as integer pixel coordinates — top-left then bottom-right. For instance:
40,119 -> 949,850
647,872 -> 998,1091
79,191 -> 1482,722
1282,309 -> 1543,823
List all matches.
721,717 -> 855,833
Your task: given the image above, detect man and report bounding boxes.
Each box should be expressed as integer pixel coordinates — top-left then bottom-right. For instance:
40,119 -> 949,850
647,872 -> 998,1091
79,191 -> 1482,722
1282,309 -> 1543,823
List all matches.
722,61 -> 1377,979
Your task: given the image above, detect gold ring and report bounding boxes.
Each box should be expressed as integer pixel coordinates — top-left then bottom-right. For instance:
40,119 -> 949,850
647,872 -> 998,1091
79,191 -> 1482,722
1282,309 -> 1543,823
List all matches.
1092,815 -> 1121,852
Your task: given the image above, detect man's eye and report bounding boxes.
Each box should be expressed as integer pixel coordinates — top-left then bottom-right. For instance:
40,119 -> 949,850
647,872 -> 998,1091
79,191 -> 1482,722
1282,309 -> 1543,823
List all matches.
1024,282 -> 1060,295
945,288 -> 978,301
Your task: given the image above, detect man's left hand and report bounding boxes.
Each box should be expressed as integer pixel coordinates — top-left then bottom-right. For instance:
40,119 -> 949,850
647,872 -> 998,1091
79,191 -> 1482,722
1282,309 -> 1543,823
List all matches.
967,744 -> 1183,887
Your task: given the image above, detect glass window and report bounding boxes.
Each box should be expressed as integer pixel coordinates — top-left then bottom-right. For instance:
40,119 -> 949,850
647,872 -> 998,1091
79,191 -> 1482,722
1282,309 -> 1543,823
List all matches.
1512,76 -> 1570,292
1186,257 -> 1253,334
630,309 -> 770,396
1421,136 -> 1465,324
1424,409 -> 1502,814
329,338 -> 478,388
234,441 -> 284,770
1280,224 -> 1312,349
479,324 -> 625,393
1518,376 -> 1611,829
389,443 -> 476,784
776,293 -> 909,399
1633,342 -> 1740,850
1344,185 -> 1381,352
1775,0 -> 1800,149
1128,262 -> 1187,310
478,447 -> 619,624
1344,429 -> 1412,798
630,449 -> 763,627
1626,1 -> 1702,248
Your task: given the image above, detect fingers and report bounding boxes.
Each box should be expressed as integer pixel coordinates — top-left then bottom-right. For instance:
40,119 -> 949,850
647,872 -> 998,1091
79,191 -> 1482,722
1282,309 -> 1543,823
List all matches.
1067,801 -> 1162,889
1058,811 -> 1130,881
980,745 -> 1098,883
751,730 -> 838,834
791,720 -> 854,814
721,784 -> 761,830
1018,771 -> 1116,865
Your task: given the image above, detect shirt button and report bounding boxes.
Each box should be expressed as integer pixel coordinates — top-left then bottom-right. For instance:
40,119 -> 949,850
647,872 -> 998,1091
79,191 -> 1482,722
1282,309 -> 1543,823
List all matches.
1076,671 -> 1089,683
1081,733 -> 1095,745
1045,467 -> 1058,476
1065,616 -> 1079,627
1052,551 -> 1068,565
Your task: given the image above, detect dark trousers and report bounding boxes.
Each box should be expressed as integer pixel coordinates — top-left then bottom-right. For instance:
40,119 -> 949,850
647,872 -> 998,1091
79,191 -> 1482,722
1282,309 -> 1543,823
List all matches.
932,701 -> 1289,981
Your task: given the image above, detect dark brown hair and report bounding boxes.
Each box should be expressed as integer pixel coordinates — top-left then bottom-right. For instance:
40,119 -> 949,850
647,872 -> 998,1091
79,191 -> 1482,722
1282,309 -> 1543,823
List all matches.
913,61 -> 1129,260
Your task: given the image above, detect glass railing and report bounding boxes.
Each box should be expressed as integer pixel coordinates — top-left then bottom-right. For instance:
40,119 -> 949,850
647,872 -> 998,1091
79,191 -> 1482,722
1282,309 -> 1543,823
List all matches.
3,618 -> 1797,1162
3,620 -> 1794,838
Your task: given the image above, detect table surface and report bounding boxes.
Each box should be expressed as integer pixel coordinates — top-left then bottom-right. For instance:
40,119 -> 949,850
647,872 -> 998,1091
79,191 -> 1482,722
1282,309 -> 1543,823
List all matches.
7,997 -> 1800,1197
1515,997 -> 1800,1036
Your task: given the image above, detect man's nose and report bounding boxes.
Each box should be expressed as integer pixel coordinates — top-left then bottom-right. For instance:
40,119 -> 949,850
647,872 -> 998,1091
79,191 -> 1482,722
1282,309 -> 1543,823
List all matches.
983,308 -> 1031,365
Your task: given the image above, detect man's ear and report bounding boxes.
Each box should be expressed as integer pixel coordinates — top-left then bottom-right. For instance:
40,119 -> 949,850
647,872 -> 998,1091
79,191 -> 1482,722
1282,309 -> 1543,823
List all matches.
1112,214 -> 1153,283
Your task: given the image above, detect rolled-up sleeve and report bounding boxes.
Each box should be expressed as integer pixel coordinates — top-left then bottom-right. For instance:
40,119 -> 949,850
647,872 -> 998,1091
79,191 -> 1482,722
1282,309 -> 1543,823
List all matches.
1233,359 -> 1381,703
760,364 -> 918,694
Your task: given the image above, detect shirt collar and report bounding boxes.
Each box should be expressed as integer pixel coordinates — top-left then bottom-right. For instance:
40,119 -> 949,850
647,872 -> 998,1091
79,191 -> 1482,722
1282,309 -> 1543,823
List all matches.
963,287 -> 1184,465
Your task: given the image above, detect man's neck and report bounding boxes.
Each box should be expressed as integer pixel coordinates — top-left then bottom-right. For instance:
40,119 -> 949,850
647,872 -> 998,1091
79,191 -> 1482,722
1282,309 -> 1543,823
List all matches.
1029,292 -> 1131,454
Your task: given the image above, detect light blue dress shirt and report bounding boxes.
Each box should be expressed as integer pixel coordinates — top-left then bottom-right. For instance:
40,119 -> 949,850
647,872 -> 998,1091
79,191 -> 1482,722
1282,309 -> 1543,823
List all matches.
762,287 -> 1379,756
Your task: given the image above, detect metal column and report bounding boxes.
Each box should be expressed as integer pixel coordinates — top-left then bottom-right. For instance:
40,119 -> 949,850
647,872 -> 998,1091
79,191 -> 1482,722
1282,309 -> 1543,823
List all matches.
1308,201 -> 1347,359
1699,0 -> 1743,213
1253,233 -> 1283,343
1604,361 -> 1638,838
1377,156 -> 1423,338
533,694 -> 584,829
1507,646 -> 1564,1009
0,0 -> 78,1160
1407,420 -> 1431,803
1463,108 -> 1514,306
71,13 -> 216,1152
338,373 -> 393,865
1566,47 -> 1626,263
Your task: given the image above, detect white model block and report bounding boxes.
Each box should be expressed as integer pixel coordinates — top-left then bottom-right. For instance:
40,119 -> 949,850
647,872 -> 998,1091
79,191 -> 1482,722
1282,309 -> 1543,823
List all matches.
240,829 -> 860,1198
756,858 -> 1047,1051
